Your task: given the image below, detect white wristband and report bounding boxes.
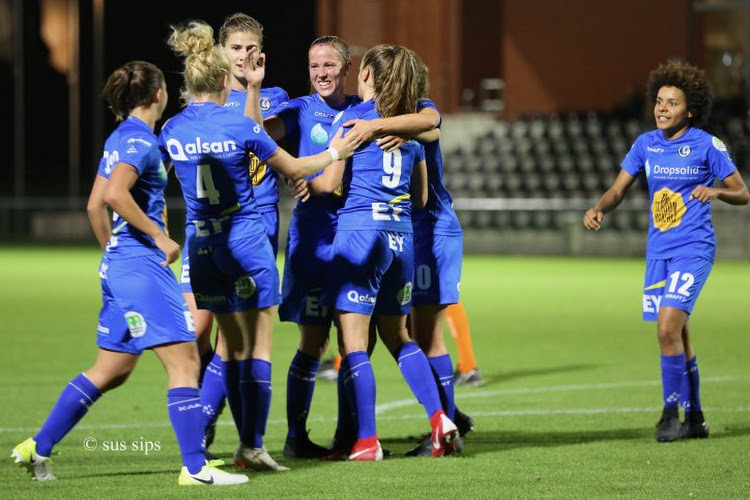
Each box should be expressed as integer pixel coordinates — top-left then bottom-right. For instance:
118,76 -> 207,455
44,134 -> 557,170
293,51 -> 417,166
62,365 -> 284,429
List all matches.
327,146 -> 340,162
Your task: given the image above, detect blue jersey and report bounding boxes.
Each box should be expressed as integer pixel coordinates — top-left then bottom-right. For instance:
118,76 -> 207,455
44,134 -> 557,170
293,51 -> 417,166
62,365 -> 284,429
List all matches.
224,87 -> 289,212
275,93 -> 361,224
332,99 -> 425,232
97,116 -> 168,257
621,127 -> 738,260
412,99 -> 462,236
158,101 -> 278,244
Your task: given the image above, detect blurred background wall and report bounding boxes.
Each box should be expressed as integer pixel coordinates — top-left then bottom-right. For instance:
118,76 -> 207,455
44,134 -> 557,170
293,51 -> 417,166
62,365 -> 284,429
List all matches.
1,0 -> 749,257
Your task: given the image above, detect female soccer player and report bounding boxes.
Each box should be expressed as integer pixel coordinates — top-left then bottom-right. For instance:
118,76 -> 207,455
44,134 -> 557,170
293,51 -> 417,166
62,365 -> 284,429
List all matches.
313,45 -> 459,460
583,60 -> 749,441
259,35 -> 361,459
186,11 -> 291,456
162,21 -> 359,471
11,61 -> 248,486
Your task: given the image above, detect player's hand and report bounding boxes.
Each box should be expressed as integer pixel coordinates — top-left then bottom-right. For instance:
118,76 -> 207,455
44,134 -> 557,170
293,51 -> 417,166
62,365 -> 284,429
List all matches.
291,178 -> 310,202
329,127 -> 362,160
689,185 -> 718,203
376,135 -> 405,152
342,119 -> 379,143
154,233 -> 180,266
583,208 -> 604,231
243,48 -> 265,89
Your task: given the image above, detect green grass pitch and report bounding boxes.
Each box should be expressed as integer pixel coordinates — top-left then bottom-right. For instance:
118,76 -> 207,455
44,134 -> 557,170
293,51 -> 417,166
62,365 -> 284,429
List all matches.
1,247 -> 748,499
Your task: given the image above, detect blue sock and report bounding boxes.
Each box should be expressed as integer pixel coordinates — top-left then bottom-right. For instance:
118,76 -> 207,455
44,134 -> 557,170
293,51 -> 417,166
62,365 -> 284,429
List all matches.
222,360 -> 244,438
397,342 -> 442,418
35,373 -> 102,456
286,350 -> 319,439
198,348 -> 215,386
661,353 -> 685,409
242,359 -> 272,448
336,356 -> 356,440
343,351 -> 377,439
429,354 -> 456,420
167,387 -> 204,474
200,353 -> 226,436
685,356 -> 701,413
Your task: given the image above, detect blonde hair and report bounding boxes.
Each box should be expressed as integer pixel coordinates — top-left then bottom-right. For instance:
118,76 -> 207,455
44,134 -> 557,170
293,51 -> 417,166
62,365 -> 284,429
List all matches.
408,49 -> 430,99
361,44 -> 419,118
310,35 -> 350,65
168,20 -> 229,104
219,12 -> 264,47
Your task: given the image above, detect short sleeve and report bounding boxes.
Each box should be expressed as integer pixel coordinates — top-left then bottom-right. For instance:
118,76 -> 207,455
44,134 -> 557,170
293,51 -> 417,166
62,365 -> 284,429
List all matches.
706,136 -> 738,181
620,133 -> 646,177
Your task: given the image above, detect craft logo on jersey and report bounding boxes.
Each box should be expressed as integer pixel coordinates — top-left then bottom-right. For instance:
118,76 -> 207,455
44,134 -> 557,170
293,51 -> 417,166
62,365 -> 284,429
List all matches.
260,96 -> 271,111
124,312 -> 147,338
310,123 -> 329,145
235,275 -> 257,299
651,187 -> 686,232
678,145 -> 691,157
165,137 -> 238,161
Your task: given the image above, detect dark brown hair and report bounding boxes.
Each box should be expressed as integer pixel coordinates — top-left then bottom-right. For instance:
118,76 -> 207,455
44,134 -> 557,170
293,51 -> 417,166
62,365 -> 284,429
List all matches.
646,60 -> 712,128
102,61 -> 164,121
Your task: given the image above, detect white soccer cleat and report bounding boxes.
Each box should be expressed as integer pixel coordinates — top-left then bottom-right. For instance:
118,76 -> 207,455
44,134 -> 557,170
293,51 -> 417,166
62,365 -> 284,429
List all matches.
11,438 -> 56,481
178,462 -> 249,486
234,445 -> 290,471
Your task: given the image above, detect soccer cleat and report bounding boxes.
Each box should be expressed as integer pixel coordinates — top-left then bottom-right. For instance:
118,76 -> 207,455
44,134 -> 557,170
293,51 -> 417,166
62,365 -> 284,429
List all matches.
11,438 -> 56,481
404,433 -> 431,457
234,445 -> 290,471
178,462 -> 249,486
454,407 -> 475,437
284,431 -> 332,459
655,407 -> 682,442
430,410 -> 460,457
454,368 -> 484,387
680,411 -> 710,439
315,357 -> 339,382
348,436 -> 383,461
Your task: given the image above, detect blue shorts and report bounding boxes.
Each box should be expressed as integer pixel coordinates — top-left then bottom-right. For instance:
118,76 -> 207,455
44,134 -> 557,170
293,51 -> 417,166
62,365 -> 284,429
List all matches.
642,256 -> 713,321
259,206 -> 280,257
180,209 -> 279,294
96,254 -> 195,355
278,216 -> 336,327
412,232 -> 462,306
324,230 -> 414,316
188,233 -> 280,314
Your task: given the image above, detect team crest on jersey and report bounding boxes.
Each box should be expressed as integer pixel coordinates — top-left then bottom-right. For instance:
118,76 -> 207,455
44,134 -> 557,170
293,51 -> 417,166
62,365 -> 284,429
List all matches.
310,123 -> 329,145
124,312 -> 147,338
677,145 -> 691,157
260,96 -> 271,111
711,137 -> 727,152
397,282 -> 413,305
235,275 -> 257,298
651,187 -> 686,232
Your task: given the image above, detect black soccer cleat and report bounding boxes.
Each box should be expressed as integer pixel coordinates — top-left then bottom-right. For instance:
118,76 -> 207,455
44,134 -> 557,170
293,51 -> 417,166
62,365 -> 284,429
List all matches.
454,407 -> 474,437
679,411 -> 710,439
655,407 -> 682,442
283,431 -> 332,459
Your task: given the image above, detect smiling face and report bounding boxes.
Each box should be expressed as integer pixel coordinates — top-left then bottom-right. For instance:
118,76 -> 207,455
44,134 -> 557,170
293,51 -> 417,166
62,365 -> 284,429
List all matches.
222,30 -> 261,89
654,85 -> 691,139
308,44 -> 348,104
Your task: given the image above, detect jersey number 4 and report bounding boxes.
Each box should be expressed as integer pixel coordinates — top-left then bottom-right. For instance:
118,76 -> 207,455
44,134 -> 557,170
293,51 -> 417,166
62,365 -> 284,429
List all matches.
196,164 -> 220,204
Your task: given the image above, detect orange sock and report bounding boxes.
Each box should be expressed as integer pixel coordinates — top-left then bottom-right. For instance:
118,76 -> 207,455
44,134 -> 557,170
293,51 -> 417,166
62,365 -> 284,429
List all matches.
445,302 -> 478,373
333,354 -> 342,371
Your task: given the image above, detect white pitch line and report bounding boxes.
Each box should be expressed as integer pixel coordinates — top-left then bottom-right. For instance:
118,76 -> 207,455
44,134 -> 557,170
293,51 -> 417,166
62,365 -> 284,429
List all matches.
1,376 -> 747,434
375,375 -> 748,414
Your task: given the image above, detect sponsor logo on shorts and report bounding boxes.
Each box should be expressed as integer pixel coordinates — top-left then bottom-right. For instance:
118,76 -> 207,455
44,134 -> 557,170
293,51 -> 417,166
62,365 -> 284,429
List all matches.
124,312 -> 147,338
397,282 -> 413,305
97,324 -> 110,335
195,293 -> 227,303
642,294 -> 662,314
347,290 -> 376,305
235,276 -> 257,299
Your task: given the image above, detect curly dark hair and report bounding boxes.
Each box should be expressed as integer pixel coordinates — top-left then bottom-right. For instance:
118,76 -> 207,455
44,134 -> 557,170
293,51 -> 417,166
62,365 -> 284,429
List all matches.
646,60 -> 712,128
